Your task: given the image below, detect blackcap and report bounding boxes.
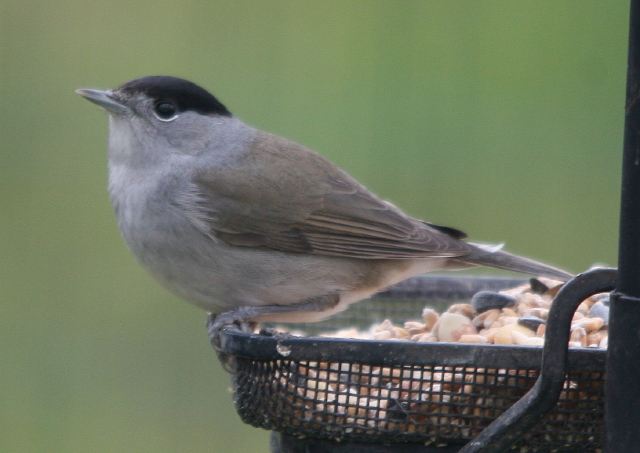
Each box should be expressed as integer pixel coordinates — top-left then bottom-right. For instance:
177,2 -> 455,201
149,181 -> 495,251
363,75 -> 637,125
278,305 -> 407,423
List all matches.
77,76 -> 572,357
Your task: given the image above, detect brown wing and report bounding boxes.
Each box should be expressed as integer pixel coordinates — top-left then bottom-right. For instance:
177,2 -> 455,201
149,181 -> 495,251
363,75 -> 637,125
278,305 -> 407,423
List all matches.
191,131 -> 471,259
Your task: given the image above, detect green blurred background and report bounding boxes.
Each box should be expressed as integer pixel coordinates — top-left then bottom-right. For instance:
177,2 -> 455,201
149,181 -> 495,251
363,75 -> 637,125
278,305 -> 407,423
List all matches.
0,1 -> 629,452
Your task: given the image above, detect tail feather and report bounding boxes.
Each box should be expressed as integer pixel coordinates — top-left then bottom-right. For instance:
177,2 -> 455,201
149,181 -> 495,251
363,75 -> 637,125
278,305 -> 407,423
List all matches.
458,244 -> 573,281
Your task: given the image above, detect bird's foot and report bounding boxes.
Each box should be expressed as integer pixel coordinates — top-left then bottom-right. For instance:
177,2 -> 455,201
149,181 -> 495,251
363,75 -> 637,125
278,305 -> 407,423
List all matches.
207,308 -> 257,373
206,294 -> 340,373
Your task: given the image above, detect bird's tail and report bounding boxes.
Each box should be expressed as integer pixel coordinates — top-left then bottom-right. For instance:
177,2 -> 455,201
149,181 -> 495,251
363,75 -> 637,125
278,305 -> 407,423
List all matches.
458,243 -> 573,281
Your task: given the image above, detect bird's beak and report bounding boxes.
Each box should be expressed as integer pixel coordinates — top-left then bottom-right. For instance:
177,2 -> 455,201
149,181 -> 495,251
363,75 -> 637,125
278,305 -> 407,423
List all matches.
75,89 -> 128,114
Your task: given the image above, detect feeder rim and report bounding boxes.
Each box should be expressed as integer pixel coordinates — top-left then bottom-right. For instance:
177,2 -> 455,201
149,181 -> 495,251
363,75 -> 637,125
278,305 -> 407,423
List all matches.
220,328 -> 606,371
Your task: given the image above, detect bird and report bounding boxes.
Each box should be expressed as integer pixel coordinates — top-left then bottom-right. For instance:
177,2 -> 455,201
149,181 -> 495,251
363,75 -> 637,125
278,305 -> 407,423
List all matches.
77,76 -> 572,363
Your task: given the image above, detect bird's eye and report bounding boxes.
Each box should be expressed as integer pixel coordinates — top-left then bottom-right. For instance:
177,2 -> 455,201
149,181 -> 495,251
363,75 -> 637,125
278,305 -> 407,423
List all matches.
153,102 -> 178,121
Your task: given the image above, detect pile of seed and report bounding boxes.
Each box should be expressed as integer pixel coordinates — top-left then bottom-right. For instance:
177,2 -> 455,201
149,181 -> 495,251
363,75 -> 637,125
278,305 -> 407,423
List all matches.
322,277 -> 610,348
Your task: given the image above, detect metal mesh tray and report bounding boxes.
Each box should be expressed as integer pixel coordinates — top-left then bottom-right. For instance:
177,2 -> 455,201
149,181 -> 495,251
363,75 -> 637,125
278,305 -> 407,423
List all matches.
219,275 -> 607,452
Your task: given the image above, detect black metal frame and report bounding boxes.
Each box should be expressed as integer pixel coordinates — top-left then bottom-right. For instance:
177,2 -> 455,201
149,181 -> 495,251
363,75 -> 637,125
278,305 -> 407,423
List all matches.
605,0 -> 640,451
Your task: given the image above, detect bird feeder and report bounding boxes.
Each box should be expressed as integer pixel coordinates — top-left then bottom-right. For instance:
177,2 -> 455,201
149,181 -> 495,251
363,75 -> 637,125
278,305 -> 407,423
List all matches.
213,2 -> 640,451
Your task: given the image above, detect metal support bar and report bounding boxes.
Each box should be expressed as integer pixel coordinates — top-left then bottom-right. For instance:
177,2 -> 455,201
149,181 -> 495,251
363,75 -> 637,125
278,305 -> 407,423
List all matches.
605,0 -> 640,451
459,268 -> 617,453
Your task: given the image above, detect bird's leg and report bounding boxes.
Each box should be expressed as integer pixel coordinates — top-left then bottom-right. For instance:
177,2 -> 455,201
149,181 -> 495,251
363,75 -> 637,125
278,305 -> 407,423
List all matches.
207,293 -> 340,373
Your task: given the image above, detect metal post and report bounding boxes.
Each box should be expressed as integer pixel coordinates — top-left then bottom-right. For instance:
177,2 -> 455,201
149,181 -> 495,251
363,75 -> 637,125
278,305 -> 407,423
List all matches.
605,0 -> 640,451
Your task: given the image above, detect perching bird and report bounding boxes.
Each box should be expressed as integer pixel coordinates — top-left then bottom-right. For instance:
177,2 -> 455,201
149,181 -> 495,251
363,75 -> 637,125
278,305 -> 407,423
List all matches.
77,76 -> 571,358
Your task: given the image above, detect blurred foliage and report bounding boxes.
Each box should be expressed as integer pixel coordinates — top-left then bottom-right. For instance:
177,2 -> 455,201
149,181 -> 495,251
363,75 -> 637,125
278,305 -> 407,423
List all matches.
0,1 -> 629,452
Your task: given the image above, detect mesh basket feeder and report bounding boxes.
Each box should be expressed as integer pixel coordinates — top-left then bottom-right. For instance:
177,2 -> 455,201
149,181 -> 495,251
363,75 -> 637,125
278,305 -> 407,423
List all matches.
216,269 -> 616,453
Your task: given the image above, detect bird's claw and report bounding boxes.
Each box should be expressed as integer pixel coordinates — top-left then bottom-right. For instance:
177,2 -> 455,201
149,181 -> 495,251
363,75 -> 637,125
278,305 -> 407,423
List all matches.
207,311 -> 254,373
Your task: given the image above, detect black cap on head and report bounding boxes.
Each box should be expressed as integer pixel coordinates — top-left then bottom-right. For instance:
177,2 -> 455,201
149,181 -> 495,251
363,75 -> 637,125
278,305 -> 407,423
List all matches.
116,76 -> 232,117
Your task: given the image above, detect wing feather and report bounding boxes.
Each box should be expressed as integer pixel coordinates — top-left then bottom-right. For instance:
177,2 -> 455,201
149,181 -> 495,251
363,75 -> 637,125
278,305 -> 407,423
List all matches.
189,131 -> 470,259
